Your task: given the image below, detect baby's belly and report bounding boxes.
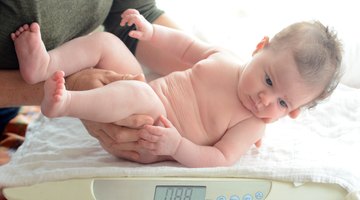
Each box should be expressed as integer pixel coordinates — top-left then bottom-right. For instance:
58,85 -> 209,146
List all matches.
149,75 -> 209,145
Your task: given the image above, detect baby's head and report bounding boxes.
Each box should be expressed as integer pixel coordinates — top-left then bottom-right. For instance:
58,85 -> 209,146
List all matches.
239,21 -> 343,123
268,21 -> 343,108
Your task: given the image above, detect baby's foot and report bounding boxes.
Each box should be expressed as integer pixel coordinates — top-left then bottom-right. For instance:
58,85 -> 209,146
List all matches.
41,71 -> 70,118
11,22 -> 50,84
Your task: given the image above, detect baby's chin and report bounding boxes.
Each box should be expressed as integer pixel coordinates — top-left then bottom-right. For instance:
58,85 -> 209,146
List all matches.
261,118 -> 275,123
250,112 -> 273,124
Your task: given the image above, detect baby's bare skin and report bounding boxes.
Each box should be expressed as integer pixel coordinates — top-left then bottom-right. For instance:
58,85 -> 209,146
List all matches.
11,23 -> 50,84
24,12 -> 266,166
149,53 -> 253,146
39,49 -> 260,166
16,9 -> 328,168
134,49 -> 266,166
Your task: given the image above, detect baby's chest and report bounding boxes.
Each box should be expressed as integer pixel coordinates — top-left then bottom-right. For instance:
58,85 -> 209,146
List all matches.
183,95 -> 250,146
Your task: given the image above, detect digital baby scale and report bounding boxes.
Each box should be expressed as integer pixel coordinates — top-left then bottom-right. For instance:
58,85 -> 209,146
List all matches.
92,177 -> 271,200
4,177 -> 346,200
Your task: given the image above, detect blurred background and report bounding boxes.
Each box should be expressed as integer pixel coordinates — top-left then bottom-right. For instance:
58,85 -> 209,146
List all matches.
156,0 -> 360,88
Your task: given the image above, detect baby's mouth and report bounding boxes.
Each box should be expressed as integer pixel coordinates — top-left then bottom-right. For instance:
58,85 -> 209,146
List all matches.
248,96 -> 259,113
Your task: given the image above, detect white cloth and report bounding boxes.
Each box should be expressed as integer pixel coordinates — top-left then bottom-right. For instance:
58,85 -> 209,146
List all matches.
0,84 -> 359,199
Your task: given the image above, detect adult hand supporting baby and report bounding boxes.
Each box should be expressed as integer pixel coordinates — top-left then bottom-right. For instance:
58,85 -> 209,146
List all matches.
82,117 -> 153,160
65,68 -> 145,89
66,68 -> 154,160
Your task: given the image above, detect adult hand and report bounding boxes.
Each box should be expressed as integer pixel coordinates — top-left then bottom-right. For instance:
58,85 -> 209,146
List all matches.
66,68 -> 153,160
0,147 -> 10,165
82,116 -> 153,160
65,68 -> 145,90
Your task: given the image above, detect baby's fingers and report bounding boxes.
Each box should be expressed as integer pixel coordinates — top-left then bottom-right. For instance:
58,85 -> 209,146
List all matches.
120,13 -> 137,27
120,13 -> 142,27
139,130 -> 161,142
129,30 -> 144,39
121,9 -> 140,19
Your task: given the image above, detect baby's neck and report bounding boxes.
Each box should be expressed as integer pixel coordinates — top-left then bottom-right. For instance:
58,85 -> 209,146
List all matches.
237,63 -> 247,79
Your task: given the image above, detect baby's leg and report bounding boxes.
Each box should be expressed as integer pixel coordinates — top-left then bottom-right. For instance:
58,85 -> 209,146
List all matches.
48,32 -> 144,76
87,32 -> 144,75
42,71 -> 166,123
11,23 -> 50,84
12,23 -> 143,85
41,71 -> 71,118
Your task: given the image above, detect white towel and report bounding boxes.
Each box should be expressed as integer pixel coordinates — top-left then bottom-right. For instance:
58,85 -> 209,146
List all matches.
0,84 -> 359,199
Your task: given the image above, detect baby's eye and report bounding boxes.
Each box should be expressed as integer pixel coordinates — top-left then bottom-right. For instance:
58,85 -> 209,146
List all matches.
265,74 -> 273,86
278,99 -> 288,108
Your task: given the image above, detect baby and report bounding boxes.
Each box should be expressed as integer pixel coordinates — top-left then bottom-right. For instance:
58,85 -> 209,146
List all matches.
12,9 -> 342,167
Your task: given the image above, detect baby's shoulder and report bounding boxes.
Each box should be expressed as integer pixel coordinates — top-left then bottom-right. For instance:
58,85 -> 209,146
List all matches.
192,51 -> 241,76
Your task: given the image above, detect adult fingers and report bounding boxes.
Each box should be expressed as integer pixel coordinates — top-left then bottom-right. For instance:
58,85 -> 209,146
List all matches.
101,143 -> 140,160
0,148 -> 10,165
139,129 -> 160,142
114,114 -> 154,128
138,139 -> 156,151
102,72 -> 144,85
103,124 -> 141,143
83,119 -> 141,142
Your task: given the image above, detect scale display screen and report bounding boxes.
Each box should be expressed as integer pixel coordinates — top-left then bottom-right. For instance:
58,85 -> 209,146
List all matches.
154,185 -> 206,200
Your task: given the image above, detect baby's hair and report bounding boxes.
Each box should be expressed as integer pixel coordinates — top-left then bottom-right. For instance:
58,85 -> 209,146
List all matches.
269,21 -> 343,108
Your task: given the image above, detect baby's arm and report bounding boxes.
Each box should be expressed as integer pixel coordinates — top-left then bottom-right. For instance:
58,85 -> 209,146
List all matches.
139,115 -> 182,156
121,9 -> 219,66
140,116 -> 265,168
211,118 -> 265,166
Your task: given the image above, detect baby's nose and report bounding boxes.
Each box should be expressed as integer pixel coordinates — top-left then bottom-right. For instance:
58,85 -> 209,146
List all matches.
258,92 -> 275,108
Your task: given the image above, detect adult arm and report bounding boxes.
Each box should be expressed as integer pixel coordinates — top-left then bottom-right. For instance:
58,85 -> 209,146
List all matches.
0,68 -> 140,107
0,70 -> 43,107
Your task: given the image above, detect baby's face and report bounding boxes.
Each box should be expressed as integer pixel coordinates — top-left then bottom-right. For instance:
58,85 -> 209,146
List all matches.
238,48 -> 320,123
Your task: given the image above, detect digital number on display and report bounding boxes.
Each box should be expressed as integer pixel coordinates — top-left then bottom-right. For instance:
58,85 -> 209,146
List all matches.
154,185 -> 206,200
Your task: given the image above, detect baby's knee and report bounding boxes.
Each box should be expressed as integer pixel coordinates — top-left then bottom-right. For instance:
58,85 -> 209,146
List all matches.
138,83 -> 162,104
134,83 -> 166,118
112,81 -> 164,115
90,32 -> 122,47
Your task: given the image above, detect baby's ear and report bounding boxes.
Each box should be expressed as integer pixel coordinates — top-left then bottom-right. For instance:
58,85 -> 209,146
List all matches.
252,36 -> 269,56
288,108 -> 301,119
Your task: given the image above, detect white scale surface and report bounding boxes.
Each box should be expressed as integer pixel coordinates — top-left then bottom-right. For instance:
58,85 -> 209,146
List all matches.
4,177 -> 346,200
93,178 -> 270,200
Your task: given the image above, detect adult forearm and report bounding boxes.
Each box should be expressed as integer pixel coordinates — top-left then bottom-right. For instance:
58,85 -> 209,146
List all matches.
0,68 -> 112,107
0,70 -> 43,107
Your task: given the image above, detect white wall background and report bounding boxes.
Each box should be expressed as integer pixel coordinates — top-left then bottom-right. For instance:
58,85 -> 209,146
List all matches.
157,0 -> 360,88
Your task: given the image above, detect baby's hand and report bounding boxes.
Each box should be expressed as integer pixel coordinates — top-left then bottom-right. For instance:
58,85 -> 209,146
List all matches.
120,9 -> 153,41
139,115 -> 182,156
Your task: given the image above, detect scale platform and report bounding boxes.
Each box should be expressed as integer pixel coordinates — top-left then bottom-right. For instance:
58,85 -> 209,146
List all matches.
4,177 -> 347,200
93,177 -> 270,200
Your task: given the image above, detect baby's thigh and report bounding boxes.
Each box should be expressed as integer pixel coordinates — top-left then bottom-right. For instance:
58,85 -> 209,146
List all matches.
92,32 -> 143,75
